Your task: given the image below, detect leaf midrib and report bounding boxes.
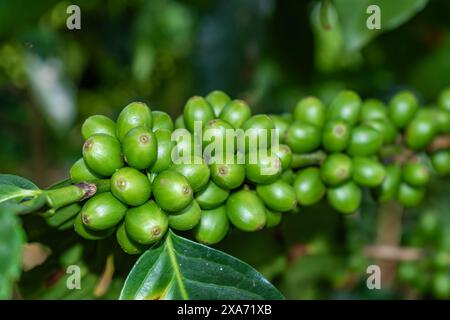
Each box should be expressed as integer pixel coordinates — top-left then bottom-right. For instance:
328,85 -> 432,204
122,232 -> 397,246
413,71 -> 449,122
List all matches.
165,232 -> 189,300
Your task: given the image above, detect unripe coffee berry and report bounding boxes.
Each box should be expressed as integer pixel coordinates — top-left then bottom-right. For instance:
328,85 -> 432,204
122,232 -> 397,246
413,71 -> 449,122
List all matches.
352,157 -> 386,187
70,158 -> 101,183
123,127 -> 157,170
293,96 -> 326,127
402,162 -> 430,188
293,167 -> 326,206
321,153 -> 353,187
116,101 -> 153,141
183,96 -> 215,133
327,90 -> 362,126
151,110 -> 174,132
327,181 -> 362,214
256,180 -> 297,212
226,189 -> 267,232
219,99 -> 251,129
81,192 -> 127,231
125,200 -> 169,245
81,115 -> 116,140
168,200 -> 201,231
195,180 -> 230,209
388,91 -> 418,128
347,126 -> 382,157
193,206 -> 229,245
321,120 -> 351,152
116,222 -> 147,255
285,121 -> 322,154
153,170 -> 193,212
111,167 -> 152,206
82,134 -> 124,176
206,90 -> 231,117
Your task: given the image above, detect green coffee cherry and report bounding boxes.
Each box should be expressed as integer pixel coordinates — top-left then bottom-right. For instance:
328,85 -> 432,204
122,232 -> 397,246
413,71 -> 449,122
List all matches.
226,189 -> 267,231
397,262 -> 419,283
272,144 -> 293,171
280,168 -> 296,184
116,222 -> 147,255
202,118 -> 235,156
270,115 -> 290,143
111,167 -> 151,206
327,181 -> 362,214
242,114 -> 275,151
74,212 -> 114,240
206,90 -> 231,117
172,128 -> 195,161
116,102 -> 153,141
388,91 -> 418,128
405,114 -> 438,150
293,96 -> 326,127
123,127 -> 157,169
46,203 -> 81,228
183,96 -> 215,133
365,119 -> 398,145
321,153 -> 353,187
360,99 -> 387,121
352,157 -> 386,187
151,110 -> 174,132
219,99 -> 251,129
347,126 -> 382,157
193,206 -> 229,245
265,209 -> 282,228
245,152 -> 282,184
70,158 -> 101,183
438,87 -> 450,113
153,170 -> 193,212
293,167 -> 326,206
327,90 -> 362,126
285,121 -> 322,153
175,114 -> 186,129
376,164 -> 401,203
149,129 -> 176,173
431,150 -> 450,176
402,162 -> 430,188
171,157 -> 210,192
210,160 -> 245,190
397,183 -> 425,207
82,134 -> 124,176
321,120 -> 351,152
195,180 -> 230,209
256,180 -> 297,212
81,115 -> 116,140
125,201 -> 168,245
168,200 -> 201,231
81,192 -> 127,231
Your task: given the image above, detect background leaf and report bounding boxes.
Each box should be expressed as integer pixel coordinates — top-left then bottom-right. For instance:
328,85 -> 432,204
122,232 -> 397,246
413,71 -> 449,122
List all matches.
0,204 -> 26,299
120,231 -> 284,300
0,174 -> 38,190
334,0 -> 428,52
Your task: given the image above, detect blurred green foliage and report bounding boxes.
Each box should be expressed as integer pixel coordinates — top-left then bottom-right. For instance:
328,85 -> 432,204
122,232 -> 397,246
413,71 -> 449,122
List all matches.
0,0 -> 449,300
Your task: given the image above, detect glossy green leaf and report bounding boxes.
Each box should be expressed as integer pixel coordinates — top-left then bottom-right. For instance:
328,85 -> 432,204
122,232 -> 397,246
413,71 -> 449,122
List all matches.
120,231 -> 284,300
334,0 -> 428,52
0,184 -> 40,204
0,205 -> 26,299
0,174 -> 38,190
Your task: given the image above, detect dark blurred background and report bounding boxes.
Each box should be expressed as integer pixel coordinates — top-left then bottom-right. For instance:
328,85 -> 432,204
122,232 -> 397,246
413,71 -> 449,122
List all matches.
1,0 -> 450,299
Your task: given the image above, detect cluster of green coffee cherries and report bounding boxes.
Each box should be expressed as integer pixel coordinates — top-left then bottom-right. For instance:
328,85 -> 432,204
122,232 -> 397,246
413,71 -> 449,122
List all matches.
62,87 -> 450,255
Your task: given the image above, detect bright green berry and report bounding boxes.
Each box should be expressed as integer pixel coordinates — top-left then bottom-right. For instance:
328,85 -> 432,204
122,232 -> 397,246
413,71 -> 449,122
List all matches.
111,167 -> 151,206
82,134 -> 124,176
81,192 -> 127,231
206,90 -> 231,117
293,96 -> 326,127
152,110 -> 174,132
210,160 -> 245,190
327,90 -> 362,126
397,183 -> 425,207
122,127 -> 157,170
293,167 -> 326,206
183,96 -> 215,133
431,150 -> 450,176
116,222 -> 147,255
256,180 -> 297,212
347,126 -> 382,157
116,102 -> 152,141
125,200 -> 168,245
193,206 -> 229,245
153,170 -> 193,212
321,153 -> 353,187
226,189 -> 267,232
352,157 -> 386,187
402,162 -> 430,188
360,99 -> 387,121
219,99 -> 251,129
149,129 -> 176,173
245,152 -> 282,185
70,158 -> 101,183
195,180 -> 230,209
171,156 -> 210,192
327,181 -> 362,214
285,121 -> 322,153
376,164 -> 401,203
388,91 -> 418,128
168,200 -> 201,231
81,115 -> 116,140
321,120 -> 351,152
